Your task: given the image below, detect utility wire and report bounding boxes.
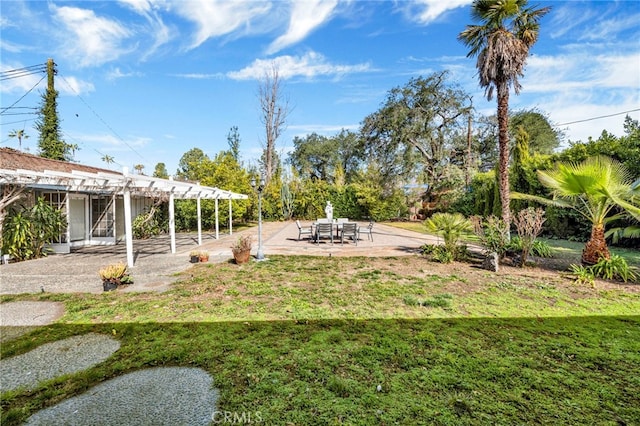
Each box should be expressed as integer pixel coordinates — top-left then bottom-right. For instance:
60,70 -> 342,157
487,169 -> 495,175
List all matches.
557,108 -> 640,126
0,118 -> 37,127
0,74 -> 46,115
0,64 -> 47,81
58,73 -> 145,161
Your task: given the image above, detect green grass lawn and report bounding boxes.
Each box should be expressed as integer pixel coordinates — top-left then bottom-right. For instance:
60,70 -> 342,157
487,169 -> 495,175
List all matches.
2,254 -> 639,425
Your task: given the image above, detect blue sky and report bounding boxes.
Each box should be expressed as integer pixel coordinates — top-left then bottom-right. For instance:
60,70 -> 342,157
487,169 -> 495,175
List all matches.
1,0 -> 639,175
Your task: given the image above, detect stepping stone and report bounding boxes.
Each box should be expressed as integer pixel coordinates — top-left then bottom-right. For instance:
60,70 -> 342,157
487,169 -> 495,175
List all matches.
0,333 -> 120,392
26,367 -> 219,426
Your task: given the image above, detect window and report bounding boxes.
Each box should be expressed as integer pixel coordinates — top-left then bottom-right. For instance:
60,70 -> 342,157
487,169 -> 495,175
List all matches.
91,196 -> 114,238
40,192 -> 67,243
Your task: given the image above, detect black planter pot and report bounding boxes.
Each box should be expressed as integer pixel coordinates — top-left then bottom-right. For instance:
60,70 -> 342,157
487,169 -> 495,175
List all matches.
190,255 -> 200,263
103,280 -> 118,292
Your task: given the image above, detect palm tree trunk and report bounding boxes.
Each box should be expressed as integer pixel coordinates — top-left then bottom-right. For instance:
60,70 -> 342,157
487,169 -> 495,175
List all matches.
582,223 -> 610,265
497,83 -> 511,230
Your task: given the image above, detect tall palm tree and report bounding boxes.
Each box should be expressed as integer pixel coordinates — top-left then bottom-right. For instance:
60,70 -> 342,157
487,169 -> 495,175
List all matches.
8,129 -> 29,150
516,156 -> 640,265
459,0 -> 550,228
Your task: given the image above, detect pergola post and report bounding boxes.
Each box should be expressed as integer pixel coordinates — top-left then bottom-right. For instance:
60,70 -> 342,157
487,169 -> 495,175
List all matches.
215,197 -> 219,240
197,195 -> 202,246
169,177 -> 176,254
122,168 -> 134,267
228,198 -> 233,235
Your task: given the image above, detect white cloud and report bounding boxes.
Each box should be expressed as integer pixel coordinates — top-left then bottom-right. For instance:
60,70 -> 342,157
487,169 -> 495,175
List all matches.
172,73 -> 225,80
227,51 -> 371,81
403,0 -> 471,25
171,0 -> 271,49
267,0 -> 339,54
523,52 -> 640,93
117,0 -> 174,60
57,75 -> 95,96
73,132 -> 152,150
51,5 -> 133,67
0,62 -> 47,94
106,67 -> 144,81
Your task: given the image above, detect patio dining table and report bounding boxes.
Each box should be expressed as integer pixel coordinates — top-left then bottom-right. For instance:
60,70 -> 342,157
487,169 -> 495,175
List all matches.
312,219 -> 348,237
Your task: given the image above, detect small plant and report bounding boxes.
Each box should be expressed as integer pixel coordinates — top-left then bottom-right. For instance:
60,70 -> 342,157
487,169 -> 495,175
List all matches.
420,244 -> 438,256
471,215 -> 510,258
189,250 -> 209,262
512,207 -> 546,267
424,213 -> 472,261
568,264 -> 595,286
98,262 -> 133,289
431,245 -> 455,264
531,240 -> 552,258
403,295 -> 420,306
421,293 -> 453,308
591,255 -> 637,283
231,235 -> 252,255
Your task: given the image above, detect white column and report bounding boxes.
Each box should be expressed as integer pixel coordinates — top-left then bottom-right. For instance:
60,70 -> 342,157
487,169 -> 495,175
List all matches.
197,195 -> 202,246
169,177 -> 176,254
122,168 -> 134,267
228,198 -> 233,235
215,197 -> 219,240
64,193 -> 71,252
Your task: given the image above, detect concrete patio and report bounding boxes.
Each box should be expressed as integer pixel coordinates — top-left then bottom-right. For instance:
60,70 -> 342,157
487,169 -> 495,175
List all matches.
0,221 -> 439,295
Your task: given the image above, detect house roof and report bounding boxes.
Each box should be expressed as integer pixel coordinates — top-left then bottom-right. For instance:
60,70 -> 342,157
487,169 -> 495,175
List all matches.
0,148 -> 116,175
0,148 -> 248,200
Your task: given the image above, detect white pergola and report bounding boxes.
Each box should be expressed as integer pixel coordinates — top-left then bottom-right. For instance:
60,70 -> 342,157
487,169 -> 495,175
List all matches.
0,167 -> 248,267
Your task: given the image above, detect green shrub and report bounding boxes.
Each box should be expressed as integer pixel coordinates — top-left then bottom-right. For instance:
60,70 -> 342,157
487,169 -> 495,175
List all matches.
431,245 -> 455,263
507,237 -> 552,258
420,244 -> 438,256
591,255 -> 637,283
421,293 -> 453,308
424,213 -> 472,261
471,215 -> 510,258
132,208 -> 163,239
2,197 -> 66,261
531,240 -> 553,258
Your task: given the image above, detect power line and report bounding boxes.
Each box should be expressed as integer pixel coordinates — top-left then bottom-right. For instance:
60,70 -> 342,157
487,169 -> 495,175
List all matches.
0,64 -> 47,81
0,118 -> 37,127
557,108 -> 640,126
58,73 -> 145,161
0,74 -> 46,115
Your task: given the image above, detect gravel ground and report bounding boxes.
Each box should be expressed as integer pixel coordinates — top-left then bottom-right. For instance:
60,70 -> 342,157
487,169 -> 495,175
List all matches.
0,333 -> 120,393
25,367 -> 219,426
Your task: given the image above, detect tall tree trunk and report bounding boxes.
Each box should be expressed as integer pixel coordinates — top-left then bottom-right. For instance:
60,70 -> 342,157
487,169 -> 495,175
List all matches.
582,223 -> 610,265
496,83 -> 511,230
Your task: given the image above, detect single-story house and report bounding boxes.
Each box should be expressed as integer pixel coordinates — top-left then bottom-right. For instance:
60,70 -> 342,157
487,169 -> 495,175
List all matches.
0,148 -> 248,266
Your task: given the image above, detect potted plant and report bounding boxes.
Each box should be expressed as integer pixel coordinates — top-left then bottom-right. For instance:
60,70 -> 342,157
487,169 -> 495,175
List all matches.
189,250 -> 210,263
98,263 -> 133,291
231,235 -> 252,264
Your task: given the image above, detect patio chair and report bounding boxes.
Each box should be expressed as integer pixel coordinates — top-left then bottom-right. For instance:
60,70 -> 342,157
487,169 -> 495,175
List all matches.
296,220 -> 313,241
359,221 -> 374,241
315,222 -> 334,244
335,218 -> 349,237
340,222 -> 358,246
